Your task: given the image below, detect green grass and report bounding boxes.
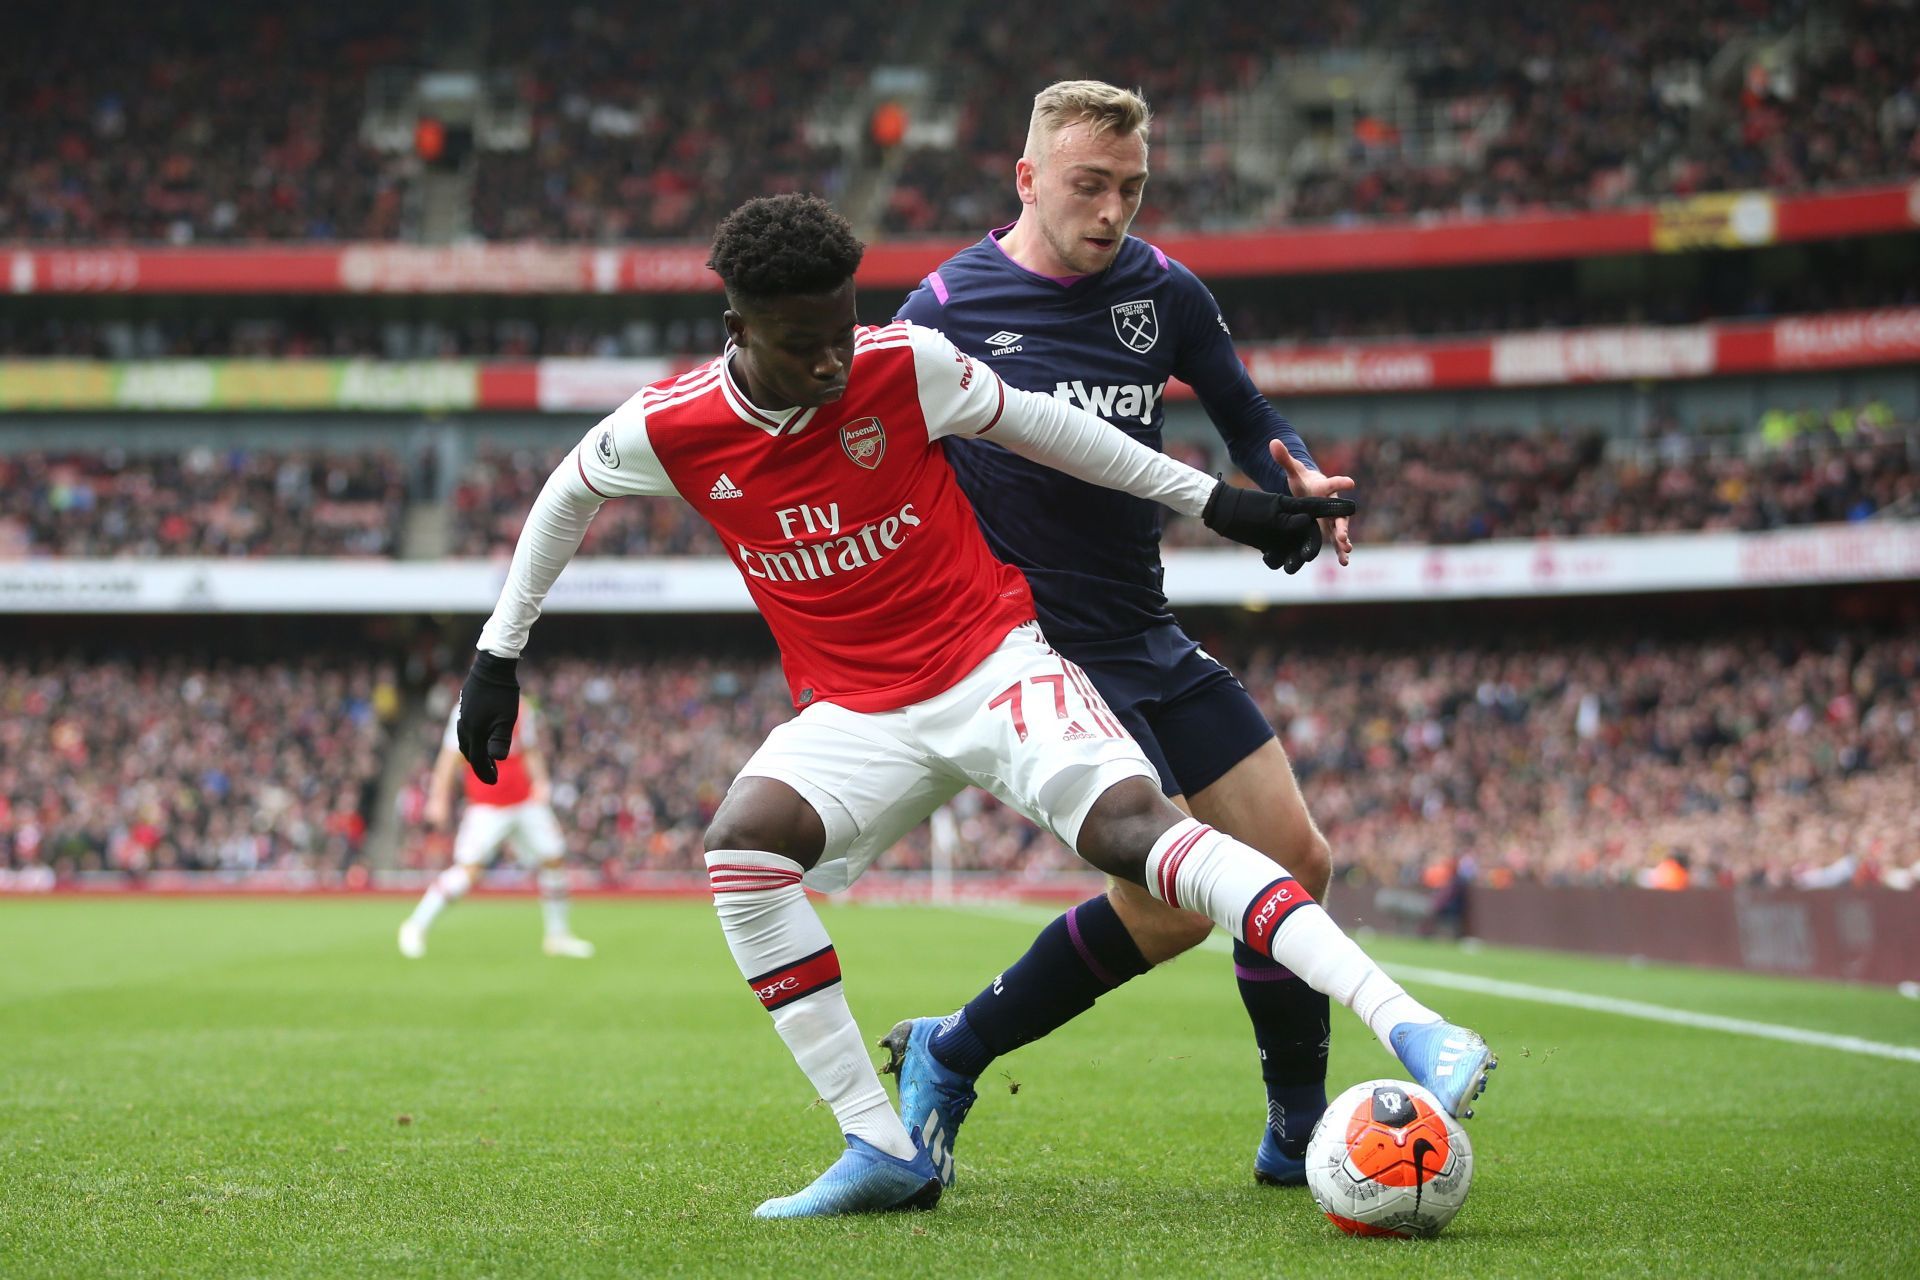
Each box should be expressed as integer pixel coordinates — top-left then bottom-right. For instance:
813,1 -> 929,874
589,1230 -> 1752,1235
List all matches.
2,898 -> 1917,1278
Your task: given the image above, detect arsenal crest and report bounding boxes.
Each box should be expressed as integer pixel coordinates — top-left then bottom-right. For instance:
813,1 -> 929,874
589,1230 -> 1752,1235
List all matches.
1111,299 -> 1159,353
840,417 -> 886,470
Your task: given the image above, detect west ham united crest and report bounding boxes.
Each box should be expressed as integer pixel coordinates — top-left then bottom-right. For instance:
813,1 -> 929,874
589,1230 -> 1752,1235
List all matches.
1111,299 -> 1159,353
840,417 -> 886,470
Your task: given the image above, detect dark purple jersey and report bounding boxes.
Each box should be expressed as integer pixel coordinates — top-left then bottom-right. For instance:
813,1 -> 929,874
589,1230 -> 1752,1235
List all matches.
897,226 -> 1315,643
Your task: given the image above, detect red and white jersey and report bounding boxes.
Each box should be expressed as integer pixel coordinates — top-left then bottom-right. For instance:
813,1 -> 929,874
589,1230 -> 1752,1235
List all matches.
444,697 -> 540,806
477,321 -> 1217,714
575,323 -> 1033,712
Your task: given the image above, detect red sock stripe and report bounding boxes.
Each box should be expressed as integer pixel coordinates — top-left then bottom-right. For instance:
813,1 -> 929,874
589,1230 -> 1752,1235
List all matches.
1065,664 -> 1125,739
1156,824 -> 1211,911
1240,876 -> 1314,959
708,863 -> 803,894
747,945 -> 842,1010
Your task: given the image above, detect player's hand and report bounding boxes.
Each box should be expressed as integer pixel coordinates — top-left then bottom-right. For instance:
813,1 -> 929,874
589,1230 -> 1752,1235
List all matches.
424,796 -> 451,831
1202,479 -> 1356,574
456,651 -> 520,785
1270,441 -> 1356,567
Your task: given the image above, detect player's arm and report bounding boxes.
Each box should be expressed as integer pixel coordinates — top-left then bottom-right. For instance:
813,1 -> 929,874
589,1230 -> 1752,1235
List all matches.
461,405 -> 673,782
425,742 -> 463,830
906,324 -> 1351,569
1172,269 -> 1354,564
520,712 -> 552,804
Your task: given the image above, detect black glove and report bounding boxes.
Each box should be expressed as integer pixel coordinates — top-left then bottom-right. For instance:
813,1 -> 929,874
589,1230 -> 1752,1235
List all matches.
1201,480 -> 1356,574
455,651 -> 520,784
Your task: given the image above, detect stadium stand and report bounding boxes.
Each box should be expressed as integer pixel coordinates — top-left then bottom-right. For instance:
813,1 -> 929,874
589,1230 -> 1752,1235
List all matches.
0,2 -> 427,243
0,655 -> 400,876
76,622 -> 1907,892
0,449 -> 408,557
7,2 -> 1913,243
444,417 -> 1916,559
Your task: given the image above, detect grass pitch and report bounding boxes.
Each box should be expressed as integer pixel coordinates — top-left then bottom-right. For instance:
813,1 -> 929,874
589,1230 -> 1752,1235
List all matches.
3,896 -> 1916,1278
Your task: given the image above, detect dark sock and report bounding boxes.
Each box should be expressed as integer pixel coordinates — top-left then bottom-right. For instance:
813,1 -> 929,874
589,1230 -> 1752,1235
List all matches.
1234,940 -> 1331,1158
929,895 -> 1151,1078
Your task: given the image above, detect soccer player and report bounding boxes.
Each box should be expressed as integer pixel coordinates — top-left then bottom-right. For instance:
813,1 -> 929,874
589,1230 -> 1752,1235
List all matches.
883,81 -> 1358,1188
398,695 -> 594,959
455,193 -> 1490,1219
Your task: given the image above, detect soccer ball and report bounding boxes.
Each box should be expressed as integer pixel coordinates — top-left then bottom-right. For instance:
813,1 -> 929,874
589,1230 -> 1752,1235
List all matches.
1305,1079 -> 1474,1238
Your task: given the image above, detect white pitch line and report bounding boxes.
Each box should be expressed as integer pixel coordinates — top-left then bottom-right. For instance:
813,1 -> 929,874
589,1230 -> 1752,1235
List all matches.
951,904 -> 1920,1065
1382,963 -> 1920,1065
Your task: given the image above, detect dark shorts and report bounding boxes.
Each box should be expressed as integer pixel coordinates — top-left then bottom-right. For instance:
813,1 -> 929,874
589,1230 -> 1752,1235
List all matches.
1054,623 -> 1276,799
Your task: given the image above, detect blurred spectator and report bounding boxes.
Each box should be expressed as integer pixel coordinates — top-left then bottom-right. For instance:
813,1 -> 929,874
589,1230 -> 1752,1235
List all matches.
0,657 -> 399,876
0,2 -> 421,242
9,628 -> 1914,889
451,420 -> 1918,560
0,449 -> 407,558
1164,420 -> 1919,548
6,2 -> 1914,244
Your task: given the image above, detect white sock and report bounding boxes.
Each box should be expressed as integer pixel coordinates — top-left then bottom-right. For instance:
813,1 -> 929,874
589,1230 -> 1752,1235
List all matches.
706,850 -> 915,1160
406,865 -> 470,931
539,867 -> 571,936
1143,819 -> 1440,1051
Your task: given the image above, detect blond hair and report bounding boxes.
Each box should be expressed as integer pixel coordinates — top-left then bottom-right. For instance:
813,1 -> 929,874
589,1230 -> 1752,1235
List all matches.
1023,80 -> 1152,165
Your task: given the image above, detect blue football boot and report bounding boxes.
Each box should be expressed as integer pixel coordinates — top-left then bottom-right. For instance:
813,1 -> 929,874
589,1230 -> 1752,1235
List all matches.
1252,1126 -> 1309,1187
1389,1020 -> 1496,1118
879,1016 -> 977,1187
752,1133 -> 942,1220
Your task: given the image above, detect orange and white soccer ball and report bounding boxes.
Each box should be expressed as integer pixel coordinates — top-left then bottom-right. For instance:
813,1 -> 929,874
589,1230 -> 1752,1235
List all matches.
1305,1079 -> 1474,1238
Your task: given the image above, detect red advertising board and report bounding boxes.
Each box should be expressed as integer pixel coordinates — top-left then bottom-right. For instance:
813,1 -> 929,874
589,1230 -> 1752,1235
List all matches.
4,183 -> 1912,294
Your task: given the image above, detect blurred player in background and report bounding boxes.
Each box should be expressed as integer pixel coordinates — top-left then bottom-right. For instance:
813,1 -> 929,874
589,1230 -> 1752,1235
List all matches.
453,193 -> 1487,1219
398,695 -> 594,959
886,80 -> 1354,1189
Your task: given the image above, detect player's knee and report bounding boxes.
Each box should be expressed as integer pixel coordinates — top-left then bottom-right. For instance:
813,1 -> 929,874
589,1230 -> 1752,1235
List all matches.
702,778 -> 827,870
1291,831 -> 1333,901
1075,777 -> 1182,886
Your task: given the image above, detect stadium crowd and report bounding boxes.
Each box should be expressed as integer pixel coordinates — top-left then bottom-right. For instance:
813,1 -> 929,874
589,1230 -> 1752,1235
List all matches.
5,1 -> 1914,243
883,0 -> 1920,233
1164,414 -> 1918,548
0,656 -> 399,878
1,417 -> 1903,563
1283,0 -> 1920,224
0,449 -> 408,558
393,658 -> 791,875
448,419 -> 1917,560
7,628 -> 1913,891
378,625 -> 1920,891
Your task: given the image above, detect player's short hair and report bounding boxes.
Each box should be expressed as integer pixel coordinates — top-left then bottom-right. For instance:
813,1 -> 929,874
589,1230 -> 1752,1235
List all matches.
1023,80 -> 1152,165
707,194 -> 865,306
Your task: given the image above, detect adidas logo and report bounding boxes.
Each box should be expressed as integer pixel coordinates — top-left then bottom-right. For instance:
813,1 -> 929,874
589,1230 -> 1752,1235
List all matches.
1062,720 -> 1096,742
921,1116 -> 955,1184
708,473 -> 744,500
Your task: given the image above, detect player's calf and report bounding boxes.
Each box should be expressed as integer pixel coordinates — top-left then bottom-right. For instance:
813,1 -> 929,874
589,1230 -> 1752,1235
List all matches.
1078,796 -> 1496,1118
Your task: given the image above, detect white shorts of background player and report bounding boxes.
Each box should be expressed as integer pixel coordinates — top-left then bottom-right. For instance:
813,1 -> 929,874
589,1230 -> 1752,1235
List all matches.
452,800 -> 567,870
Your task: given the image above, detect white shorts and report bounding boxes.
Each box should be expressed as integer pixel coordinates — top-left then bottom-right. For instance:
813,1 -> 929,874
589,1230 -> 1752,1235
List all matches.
736,621 -> 1157,892
453,800 -> 566,869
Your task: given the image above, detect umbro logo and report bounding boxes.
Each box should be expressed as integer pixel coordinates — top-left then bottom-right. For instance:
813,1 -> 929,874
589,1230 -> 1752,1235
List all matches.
708,473 -> 744,500
984,330 -> 1024,356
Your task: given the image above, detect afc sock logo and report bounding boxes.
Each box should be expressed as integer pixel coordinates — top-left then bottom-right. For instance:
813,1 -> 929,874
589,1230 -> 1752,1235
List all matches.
1242,876 -> 1313,956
